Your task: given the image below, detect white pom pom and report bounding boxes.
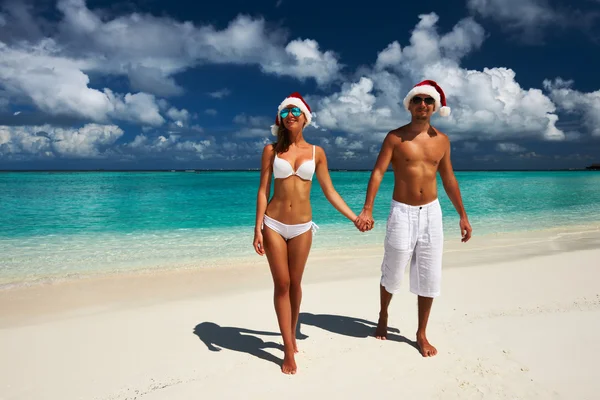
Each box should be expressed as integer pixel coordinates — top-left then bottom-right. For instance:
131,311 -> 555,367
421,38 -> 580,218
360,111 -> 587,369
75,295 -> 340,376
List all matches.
271,124 -> 279,136
439,106 -> 451,117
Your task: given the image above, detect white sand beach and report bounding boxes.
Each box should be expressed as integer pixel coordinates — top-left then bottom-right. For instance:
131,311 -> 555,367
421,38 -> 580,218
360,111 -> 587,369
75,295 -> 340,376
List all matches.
1,225 -> 600,400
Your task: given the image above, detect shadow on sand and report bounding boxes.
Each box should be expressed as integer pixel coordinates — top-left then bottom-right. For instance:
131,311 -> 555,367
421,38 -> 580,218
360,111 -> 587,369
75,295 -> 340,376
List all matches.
193,313 -> 418,368
299,312 -> 419,350
193,322 -> 283,367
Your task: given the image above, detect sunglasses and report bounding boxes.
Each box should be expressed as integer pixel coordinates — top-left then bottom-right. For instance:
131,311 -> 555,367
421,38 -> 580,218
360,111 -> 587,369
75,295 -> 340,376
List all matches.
411,96 -> 435,106
280,107 -> 303,119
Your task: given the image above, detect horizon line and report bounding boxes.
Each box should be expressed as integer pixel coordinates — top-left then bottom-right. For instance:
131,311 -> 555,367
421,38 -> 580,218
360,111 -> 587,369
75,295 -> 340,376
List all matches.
1,168 -> 598,173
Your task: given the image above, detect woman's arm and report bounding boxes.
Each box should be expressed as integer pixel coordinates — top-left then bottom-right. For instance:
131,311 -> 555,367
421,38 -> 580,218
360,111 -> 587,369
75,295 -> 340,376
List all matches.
314,146 -> 358,223
253,145 -> 274,255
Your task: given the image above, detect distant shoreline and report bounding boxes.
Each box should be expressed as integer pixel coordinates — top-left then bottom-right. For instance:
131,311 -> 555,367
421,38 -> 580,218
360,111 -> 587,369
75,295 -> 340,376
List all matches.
1,168 -> 598,173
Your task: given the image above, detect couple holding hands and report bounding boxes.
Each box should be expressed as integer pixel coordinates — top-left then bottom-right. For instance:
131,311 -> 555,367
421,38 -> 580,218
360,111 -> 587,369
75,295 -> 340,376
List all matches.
253,80 -> 472,375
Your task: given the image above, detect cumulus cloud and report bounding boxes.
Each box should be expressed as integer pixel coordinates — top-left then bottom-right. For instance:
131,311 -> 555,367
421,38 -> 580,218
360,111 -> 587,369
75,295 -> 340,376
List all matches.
543,78 -> 600,137
313,13 -> 565,148
334,136 -> 364,150
0,123 -> 123,158
166,107 -> 190,127
0,122 -> 217,162
126,134 -> 211,158
104,90 -> 165,126
51,0 -> 341,90
261,39 -> 342,86
0,0 -> 343,137
0,42 -> 165,126
127,66 -> 184,97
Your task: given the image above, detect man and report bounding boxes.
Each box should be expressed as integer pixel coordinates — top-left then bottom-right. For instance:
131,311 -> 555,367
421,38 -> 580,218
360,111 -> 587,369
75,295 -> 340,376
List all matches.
356,80 -> 472,357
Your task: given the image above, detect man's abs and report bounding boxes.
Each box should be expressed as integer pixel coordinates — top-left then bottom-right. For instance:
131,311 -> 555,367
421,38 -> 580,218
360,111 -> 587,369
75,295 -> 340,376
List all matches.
391,163 -> 439,206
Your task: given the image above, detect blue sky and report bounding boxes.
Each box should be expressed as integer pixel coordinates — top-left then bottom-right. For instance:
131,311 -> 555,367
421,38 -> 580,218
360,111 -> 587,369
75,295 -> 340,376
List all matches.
0,0 -> 599,170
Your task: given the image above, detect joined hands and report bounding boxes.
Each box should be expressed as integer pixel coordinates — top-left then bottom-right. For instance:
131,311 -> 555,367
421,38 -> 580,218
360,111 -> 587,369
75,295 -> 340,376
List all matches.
354,209 -> 374,232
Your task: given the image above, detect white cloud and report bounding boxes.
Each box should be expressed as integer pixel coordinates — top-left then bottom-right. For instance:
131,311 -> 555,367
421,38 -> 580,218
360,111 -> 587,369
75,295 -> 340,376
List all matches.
52,0 -> 341,87
334,136 -> 364,150
209,89 -> 231,99
375,41 -> 402,70
315,77 -> 394,135
126,134 -> 210,158
104,90 -> 165,126
0,123 -> 123,158
0,122 -> 216,161
0,42 -> 165,126
544,78 -> 600,137
205,109 -> 217,116
262,39 -> 341,85
166,107 -> 190,126
127,65 -> 184,97
496,142 -> 526,153
313,13 -> 565,146
0,0 -> 342,128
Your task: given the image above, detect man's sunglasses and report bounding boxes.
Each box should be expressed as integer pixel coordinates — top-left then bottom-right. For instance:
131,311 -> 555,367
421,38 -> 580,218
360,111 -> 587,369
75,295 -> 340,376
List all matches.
411,96 -> 435,106
280,107 -> 303,119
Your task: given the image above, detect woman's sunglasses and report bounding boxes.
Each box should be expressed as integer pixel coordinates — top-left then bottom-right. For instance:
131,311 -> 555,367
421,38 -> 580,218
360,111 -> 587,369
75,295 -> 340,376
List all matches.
411,96 -> 435,106
280,107 -> 303,119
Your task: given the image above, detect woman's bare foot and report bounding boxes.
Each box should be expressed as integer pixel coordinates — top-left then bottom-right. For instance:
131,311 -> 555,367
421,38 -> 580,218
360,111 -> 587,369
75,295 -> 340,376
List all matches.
375,312 -> 388,340
416,331 -> 437,357
291,336 -> 299,353
281,350 -> 297,374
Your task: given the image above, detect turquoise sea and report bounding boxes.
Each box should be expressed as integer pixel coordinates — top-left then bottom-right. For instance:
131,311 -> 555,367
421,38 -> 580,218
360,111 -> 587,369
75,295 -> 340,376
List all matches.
1,171 -> 600,287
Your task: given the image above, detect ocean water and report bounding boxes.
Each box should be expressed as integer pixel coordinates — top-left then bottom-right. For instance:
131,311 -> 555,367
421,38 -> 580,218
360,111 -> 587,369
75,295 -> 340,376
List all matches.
1,171 -> 600,287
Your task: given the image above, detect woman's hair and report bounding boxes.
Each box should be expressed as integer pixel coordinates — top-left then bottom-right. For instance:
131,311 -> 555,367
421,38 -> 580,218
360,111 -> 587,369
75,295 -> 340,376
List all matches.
272,124 -> 292,154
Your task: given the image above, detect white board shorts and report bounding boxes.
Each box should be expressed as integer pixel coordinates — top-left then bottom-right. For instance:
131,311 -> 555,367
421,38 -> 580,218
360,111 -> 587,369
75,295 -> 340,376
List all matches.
380,198 -> 444,298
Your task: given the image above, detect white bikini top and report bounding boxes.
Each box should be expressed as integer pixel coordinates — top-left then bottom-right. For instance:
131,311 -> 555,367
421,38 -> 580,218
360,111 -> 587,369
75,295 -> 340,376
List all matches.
273,145 -> 316,181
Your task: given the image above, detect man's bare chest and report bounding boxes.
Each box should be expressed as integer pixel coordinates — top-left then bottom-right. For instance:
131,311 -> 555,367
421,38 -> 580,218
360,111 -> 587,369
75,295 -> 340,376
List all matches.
394,139 -> 445,166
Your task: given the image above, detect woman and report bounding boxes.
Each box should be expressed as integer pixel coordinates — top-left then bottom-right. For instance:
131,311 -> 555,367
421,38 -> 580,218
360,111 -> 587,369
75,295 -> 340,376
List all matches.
253,92 -> 362,375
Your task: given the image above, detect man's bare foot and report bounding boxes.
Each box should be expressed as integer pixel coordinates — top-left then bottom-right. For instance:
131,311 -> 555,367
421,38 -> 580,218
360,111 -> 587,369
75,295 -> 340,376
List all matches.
416,332 -> 437,357
375,312 -> 388,340
281,350 -> 297,374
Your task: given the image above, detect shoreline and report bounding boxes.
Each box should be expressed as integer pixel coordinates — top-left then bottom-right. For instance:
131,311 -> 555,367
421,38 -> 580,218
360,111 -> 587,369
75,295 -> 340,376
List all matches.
1,221 -> 599,291
1,222 -> 598,329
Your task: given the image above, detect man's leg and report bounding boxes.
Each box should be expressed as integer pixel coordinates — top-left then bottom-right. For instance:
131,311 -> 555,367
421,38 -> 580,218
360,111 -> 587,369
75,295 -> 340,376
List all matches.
417,296 -> 437,357
375,284 -> 393,339
410,200 -> 444,357
376,204 -> 413,340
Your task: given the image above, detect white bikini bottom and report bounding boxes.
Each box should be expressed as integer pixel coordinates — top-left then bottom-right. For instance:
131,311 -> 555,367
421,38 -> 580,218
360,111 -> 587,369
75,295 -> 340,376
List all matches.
263,215 -> 319,240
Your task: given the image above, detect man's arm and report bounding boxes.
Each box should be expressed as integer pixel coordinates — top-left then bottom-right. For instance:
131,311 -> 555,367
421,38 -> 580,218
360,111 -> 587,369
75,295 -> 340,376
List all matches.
438,139 -> 472,242
357,132 -> 395,230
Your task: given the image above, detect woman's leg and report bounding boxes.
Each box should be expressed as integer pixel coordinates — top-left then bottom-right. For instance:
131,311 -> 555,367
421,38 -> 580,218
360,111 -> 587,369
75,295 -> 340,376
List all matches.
287,228 -> 313,353
263,225 -> 296,374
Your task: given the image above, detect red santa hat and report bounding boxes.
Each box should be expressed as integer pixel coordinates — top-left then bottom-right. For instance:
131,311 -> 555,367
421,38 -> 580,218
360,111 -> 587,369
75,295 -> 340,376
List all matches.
403,80 -> 451,117
270,92 -> 313,136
